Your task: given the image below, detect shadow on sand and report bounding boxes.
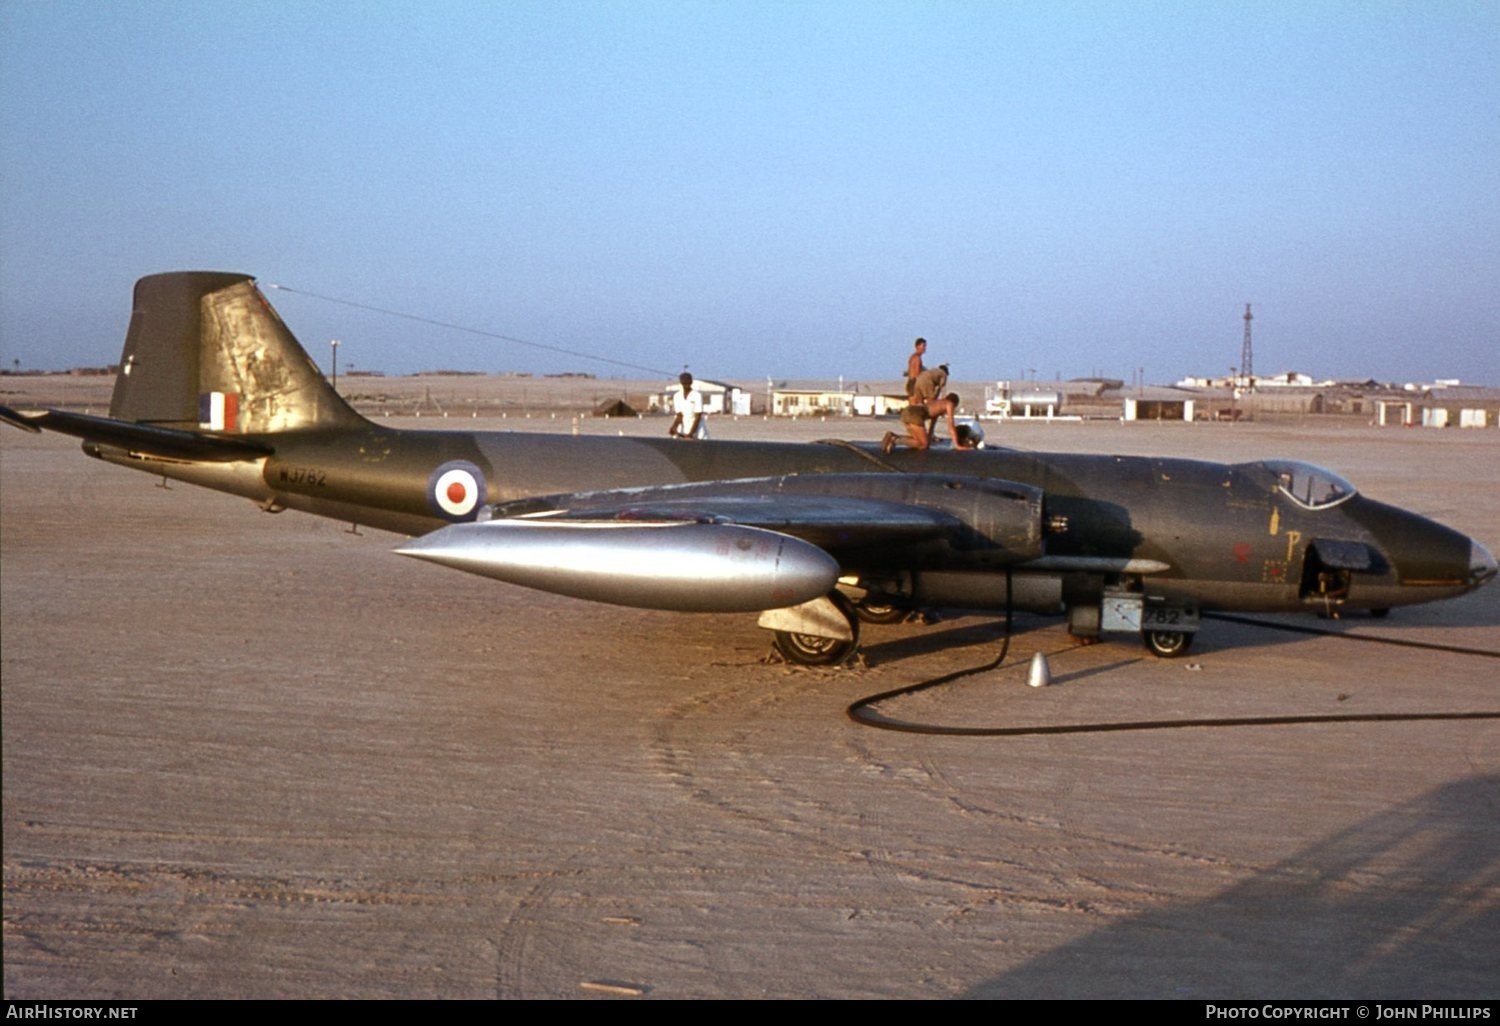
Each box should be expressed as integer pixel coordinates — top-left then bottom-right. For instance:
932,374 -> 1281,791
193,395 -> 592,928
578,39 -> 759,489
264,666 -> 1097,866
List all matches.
965,774 -> 1500,999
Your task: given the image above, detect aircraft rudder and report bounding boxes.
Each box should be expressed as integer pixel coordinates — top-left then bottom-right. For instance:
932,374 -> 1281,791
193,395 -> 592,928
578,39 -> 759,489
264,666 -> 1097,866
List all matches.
108,271 -> 364,434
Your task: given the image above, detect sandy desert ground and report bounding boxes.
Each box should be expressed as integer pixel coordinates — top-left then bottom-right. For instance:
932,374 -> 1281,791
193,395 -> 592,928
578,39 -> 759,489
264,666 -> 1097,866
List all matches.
3,401 -> 1497,999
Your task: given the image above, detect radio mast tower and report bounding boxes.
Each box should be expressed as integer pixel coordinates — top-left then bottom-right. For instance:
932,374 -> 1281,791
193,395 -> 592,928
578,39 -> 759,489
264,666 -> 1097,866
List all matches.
1240,303 -> 1254,390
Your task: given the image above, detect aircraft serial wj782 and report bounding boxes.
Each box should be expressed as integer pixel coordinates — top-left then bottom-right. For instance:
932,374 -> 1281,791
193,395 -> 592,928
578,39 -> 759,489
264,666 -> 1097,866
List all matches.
3,272 -> 1494,664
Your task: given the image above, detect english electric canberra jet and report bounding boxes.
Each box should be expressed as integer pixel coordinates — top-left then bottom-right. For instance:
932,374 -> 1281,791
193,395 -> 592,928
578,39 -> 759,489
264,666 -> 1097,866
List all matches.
3,272 -> 1493,664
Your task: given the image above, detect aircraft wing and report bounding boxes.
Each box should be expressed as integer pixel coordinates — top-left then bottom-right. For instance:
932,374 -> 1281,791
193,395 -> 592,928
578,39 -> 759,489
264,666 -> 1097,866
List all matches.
488,472 -> 1045,555
0,405 -> 272,463
397,473 -> 1045,612
513,493 -> 960,550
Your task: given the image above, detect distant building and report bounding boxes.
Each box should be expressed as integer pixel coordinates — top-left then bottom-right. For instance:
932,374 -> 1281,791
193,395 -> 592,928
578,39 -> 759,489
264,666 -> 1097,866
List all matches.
770,387 -> 855,417
654,379 -> 748,416
1417,385 -> 1500,428
1257,370 -> 1317,388
1122,387 -> 1198,422
851,393 -> 907,417
1178,370 -> 1322,389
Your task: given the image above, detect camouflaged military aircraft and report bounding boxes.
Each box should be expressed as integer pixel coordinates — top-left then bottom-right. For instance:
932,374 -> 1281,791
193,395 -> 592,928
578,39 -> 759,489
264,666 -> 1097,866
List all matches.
3,272 -> 1494,664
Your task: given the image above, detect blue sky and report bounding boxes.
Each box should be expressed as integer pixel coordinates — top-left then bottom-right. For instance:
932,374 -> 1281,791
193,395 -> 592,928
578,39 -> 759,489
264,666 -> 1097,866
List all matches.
3,1 -> 1496,384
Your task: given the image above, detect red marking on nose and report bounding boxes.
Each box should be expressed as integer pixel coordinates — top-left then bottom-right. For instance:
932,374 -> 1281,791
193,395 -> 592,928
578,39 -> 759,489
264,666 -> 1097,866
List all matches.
447,481 -> 467,504
1233,542 -> 1252,563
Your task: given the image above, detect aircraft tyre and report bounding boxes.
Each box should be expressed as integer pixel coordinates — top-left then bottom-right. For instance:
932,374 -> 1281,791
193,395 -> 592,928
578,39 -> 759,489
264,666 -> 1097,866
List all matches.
854,597 -> 908,624
1144,629 -> 1194,658
1369,607 -> 1390,619
774,592 -> 861,666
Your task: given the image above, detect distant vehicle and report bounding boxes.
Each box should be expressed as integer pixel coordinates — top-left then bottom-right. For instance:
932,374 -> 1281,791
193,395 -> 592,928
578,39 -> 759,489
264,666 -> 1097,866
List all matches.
3,272 -> 1493,664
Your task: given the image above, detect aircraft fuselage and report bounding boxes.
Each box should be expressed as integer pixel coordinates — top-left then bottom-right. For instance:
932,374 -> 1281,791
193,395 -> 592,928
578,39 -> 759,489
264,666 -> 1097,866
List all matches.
91,423 -> 1487,618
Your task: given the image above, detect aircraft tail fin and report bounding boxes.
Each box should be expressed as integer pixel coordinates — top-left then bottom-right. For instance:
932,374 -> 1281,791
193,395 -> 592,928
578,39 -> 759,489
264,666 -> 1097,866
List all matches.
109,271 -> 365,434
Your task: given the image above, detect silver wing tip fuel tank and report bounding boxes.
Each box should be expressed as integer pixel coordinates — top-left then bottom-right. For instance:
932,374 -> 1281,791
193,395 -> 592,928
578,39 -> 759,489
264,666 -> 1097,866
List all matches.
397,520 -> 840,613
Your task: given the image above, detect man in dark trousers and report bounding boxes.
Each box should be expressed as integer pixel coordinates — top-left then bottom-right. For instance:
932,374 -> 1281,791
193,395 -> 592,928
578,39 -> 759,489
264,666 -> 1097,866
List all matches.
884,365 -> 971,453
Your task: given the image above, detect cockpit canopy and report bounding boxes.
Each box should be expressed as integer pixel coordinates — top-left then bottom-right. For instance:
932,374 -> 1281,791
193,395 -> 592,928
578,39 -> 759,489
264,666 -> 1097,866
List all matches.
1250,459 -> 1358,510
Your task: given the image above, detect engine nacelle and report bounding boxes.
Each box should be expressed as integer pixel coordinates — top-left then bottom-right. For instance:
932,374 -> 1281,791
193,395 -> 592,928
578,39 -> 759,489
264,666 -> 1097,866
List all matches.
773,473 -> 1043,562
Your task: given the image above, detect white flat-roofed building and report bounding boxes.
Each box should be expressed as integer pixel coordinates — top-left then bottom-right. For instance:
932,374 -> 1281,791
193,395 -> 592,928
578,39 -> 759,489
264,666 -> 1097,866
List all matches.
654,378 -> 748,416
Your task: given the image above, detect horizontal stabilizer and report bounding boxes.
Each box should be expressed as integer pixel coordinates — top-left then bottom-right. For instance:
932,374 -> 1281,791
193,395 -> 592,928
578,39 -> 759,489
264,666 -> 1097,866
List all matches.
0,405 -> 272,463
0,405 -> 42,433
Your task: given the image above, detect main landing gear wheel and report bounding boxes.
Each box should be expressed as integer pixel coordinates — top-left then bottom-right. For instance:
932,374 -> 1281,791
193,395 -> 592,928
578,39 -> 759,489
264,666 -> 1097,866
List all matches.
1144,629 -> 1194,658
773,592 -> 861,666
854,597 -> 908,624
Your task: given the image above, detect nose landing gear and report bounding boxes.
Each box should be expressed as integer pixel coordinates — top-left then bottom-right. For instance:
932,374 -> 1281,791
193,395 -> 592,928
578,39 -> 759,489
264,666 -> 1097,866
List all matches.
1143,628 -> 1194,658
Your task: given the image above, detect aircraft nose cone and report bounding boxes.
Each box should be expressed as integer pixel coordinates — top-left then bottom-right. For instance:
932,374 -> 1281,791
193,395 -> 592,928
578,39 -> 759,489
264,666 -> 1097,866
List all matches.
1472,539 -> 1498,587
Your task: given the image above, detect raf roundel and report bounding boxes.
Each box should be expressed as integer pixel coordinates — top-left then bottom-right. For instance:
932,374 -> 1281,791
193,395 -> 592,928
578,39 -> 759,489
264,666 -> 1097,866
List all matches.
427,460 -> 487,520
